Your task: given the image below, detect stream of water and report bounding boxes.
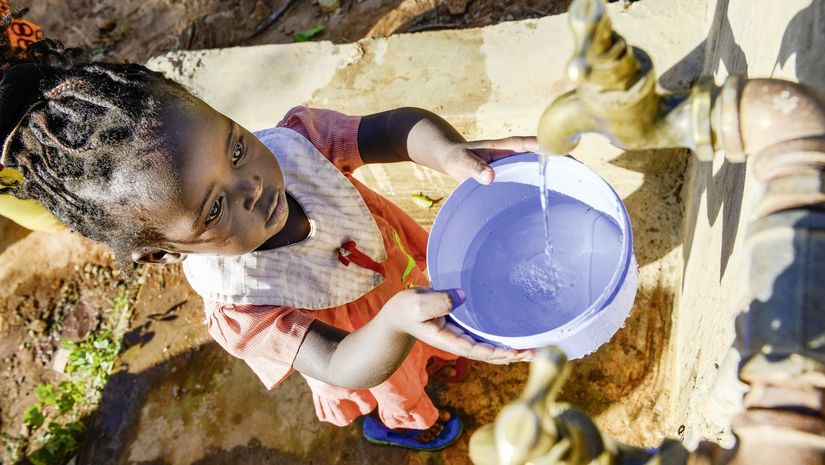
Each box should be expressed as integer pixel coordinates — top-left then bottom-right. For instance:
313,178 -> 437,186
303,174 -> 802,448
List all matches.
457,156 -> 624,336
538,152 -> 554,258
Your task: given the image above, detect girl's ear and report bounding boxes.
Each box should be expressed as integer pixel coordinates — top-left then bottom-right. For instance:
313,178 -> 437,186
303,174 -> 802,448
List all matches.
131,249 -> 184,264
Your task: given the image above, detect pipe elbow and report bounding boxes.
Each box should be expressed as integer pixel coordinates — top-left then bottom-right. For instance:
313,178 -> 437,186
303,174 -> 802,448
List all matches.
537,91 -> 598,155
735,79 -> 825,157
723,78 -> 825,217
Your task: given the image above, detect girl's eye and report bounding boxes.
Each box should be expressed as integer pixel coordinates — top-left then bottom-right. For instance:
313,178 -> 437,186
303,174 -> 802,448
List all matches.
206,197 -> 223,225
231,136 -> 245,165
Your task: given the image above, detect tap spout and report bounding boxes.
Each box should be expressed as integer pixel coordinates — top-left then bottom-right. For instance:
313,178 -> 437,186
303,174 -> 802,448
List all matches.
536,90 -> 598,154
538,0 -> 714,159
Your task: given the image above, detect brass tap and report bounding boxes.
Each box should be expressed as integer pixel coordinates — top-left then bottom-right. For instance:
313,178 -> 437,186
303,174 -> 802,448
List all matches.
469,347 -> 825,465
537,0 -> 714,160
469,347 -> 689,465
538,0 -> 825,216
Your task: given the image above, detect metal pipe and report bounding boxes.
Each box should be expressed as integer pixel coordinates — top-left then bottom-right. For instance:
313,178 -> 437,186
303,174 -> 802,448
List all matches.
470,0 -> 825,463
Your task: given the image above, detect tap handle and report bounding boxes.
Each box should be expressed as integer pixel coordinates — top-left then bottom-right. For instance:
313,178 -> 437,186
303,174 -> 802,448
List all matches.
567,0 -> 611,84
469,347 -> 570,465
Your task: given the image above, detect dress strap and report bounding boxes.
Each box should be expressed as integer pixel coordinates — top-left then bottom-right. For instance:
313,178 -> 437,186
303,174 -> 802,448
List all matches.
337,240 -> 385,276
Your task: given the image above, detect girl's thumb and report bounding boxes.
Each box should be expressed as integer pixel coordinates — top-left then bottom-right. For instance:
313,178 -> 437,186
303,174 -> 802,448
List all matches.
416,288 -> 466,320
476,166 -> 494,184
446,288 -> 466,309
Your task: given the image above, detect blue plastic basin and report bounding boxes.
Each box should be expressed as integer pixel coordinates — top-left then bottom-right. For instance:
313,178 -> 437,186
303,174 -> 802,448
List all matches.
427,153 -> 637,358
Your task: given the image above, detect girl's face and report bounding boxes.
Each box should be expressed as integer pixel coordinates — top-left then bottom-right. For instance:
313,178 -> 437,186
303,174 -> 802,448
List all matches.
134,100 -> 287,262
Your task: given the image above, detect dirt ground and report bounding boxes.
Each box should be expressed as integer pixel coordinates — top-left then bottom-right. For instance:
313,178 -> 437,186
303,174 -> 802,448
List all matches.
17,0 -> 572,64
1,1 -> 576,463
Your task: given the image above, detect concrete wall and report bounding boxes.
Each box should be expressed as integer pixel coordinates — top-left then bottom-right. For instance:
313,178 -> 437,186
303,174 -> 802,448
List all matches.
675,0 -> 825,447
144,0 -> 825,452
146,0 -> 709,449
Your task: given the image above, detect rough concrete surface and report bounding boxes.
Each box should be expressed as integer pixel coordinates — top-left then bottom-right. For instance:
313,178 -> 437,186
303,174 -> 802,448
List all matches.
89,2 -> 711,464
5,0 -> 818,463
674,0 -> 825,447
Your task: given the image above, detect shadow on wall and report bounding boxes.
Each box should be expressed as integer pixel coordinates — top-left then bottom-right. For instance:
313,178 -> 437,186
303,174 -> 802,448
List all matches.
681,0 -> 825,284
776,0 -> 825,91
609,149 -> 690,268
678,0 -> 748,284
600,0 -> 749,276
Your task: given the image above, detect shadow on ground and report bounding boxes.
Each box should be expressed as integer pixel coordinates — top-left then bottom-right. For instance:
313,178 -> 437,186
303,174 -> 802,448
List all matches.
0,217 -> 30,254
81,340 -> 531,465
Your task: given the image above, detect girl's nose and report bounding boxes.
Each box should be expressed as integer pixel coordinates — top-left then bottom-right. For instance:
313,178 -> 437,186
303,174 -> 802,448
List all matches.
240,176 -> 263,211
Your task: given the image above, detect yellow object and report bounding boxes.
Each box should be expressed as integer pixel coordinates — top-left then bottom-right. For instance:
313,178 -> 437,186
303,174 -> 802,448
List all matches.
0,1 -> 62,232
0,168 -> 64,232
410,192 -> 436,209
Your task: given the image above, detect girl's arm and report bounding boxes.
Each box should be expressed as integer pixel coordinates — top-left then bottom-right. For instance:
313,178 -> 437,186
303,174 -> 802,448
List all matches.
358,107 -> 539,184
293,287 -> 533,389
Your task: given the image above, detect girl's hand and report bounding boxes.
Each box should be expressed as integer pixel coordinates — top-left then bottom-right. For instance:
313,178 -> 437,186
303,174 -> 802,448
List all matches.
405,115 -> 540,185
383,287 -> 535,364
362,108 -> 540,184
440,137 -> 541,185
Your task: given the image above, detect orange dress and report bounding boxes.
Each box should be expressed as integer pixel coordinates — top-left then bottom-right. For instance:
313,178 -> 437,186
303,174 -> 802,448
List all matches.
191,107 -> 456,430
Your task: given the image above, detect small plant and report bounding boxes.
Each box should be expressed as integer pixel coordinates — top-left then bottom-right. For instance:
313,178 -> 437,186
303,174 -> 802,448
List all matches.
25,421 -> 84,465
17,287 -> 135,465
63,330 -> 121,393
292,25 -> 324,42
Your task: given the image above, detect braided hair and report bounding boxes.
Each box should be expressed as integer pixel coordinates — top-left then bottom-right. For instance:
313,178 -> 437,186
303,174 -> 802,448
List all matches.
0,16 -> 196,269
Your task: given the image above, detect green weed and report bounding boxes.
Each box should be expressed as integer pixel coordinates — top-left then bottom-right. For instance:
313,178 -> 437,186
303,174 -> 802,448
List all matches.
17,286 -> 136,465
292,25 -> 324,42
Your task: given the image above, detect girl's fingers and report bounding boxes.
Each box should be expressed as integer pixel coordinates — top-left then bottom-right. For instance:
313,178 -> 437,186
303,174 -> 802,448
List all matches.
427,326 -> 528,364
446,150 -> 494,184
429,316 -> 534,363
448,136 -> 539,184
406,289 -> 534,364
466,136 -> 541,161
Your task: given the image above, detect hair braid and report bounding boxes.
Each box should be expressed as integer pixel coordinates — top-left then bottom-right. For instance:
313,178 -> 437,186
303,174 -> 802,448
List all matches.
0,15 -> 193,269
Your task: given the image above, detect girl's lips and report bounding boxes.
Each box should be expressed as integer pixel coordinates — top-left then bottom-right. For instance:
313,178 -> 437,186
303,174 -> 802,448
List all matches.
265,189 -> 287,228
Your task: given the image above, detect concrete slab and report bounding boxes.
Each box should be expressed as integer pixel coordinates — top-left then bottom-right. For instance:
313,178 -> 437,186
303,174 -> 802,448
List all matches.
667,0 -> 825,448
81,1 -> 723,463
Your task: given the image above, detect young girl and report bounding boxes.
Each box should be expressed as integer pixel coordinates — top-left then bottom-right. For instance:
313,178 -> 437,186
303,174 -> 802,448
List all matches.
0,38 -> 536,450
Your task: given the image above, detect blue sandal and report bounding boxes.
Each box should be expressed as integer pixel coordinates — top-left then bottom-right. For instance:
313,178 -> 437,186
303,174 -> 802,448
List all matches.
362,408 -> 463,451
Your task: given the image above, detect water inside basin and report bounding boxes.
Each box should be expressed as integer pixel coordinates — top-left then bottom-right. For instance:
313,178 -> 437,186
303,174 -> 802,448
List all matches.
427,153 -> 637,358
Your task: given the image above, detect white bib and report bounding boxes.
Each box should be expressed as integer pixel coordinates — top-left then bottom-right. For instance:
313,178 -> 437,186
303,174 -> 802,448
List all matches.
183,127 -> 386,309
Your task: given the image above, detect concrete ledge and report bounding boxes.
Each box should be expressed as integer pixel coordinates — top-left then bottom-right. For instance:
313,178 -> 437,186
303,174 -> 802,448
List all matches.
137,2 -> 715,461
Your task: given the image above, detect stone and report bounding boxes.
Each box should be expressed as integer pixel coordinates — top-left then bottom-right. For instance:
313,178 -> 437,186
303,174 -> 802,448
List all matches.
443,0 -> 471,15
51,347 -> 70,374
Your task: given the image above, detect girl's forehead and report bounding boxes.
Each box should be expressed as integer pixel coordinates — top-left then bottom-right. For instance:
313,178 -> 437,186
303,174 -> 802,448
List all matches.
117,171 -> 198,245
162,100 -> 232,152
155,109 -> 233,234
